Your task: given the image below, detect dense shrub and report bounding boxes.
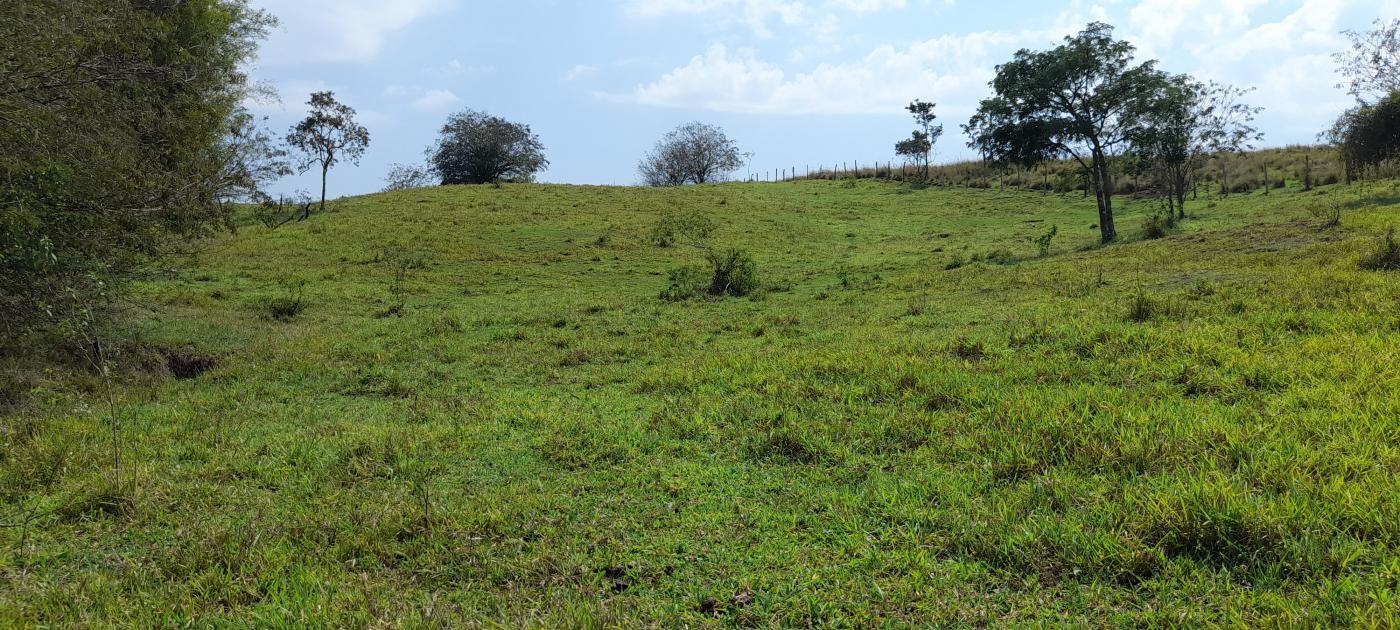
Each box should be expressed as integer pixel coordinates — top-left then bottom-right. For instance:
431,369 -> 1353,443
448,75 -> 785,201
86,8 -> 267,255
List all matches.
1142,213 -> 1173,240
706,248 -> 761,297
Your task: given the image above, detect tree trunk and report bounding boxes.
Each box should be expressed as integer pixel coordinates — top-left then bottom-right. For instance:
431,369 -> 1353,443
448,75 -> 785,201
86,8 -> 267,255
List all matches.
1094,152 -> 1116,243
319,163 -> 329,214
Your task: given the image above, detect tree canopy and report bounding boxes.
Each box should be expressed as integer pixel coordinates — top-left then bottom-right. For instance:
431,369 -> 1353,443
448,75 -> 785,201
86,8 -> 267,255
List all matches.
429,110 -> 548,185
638,122 -> 743,187
965,22 -> 1172,243
286,91 -> 369,213
1,0 -> 274,339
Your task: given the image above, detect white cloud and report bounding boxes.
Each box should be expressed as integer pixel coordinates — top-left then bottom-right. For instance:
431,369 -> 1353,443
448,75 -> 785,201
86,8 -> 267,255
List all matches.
252,0 -> 454,64
411,89 -> 461,111
612,29 -> 1053,115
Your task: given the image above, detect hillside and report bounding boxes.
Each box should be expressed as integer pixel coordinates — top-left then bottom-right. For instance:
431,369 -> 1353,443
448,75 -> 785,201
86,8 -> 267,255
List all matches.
3,180 -> 1400,625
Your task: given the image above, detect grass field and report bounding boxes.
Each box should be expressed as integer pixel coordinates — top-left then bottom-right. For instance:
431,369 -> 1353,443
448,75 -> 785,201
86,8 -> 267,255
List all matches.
3,178 -> 1400,625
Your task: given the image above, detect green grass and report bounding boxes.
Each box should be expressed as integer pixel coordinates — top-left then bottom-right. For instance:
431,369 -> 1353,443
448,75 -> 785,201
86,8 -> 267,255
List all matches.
3,179 -> 1400,625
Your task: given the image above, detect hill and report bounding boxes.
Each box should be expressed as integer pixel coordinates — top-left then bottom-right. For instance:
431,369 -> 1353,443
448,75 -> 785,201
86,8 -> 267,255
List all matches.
3,180 -> 1399,625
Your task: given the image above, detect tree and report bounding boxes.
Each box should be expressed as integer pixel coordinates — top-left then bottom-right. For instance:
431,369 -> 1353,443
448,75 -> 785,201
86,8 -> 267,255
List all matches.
1327,91 -> 1400,178
896,100 -> 943,179
382,162 -> 436,192
429,110 -> 548,185
2,0 -> 274,339
1135,79 -> 1261,217
220,107 -> 292,205
638,122 -> 743,187
964,22 -> 1172,243
1334,18 -> 1400,105
286,91 -> 369,214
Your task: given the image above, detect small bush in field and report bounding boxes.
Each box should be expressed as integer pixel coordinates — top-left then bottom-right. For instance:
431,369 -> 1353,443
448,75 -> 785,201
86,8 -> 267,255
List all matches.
1036,225 -> 1058,257
706,248 -> 760,297
1310,199 -> 1342,227
262,279 -> 306,321
660,266 -> 709,301
1360,226 -> 1400,271
1126,289 -> 1158,323
1142,213 -> 1173,240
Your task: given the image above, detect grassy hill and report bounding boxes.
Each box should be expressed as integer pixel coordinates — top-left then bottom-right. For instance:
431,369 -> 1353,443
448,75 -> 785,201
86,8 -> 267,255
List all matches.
3,179 -> 1399,625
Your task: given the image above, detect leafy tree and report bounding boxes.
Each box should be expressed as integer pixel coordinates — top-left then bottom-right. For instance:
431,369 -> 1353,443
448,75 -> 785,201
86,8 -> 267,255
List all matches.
1135,80 -> 1261,217
1328,91 -> 1400,178
896,100 -> 943,179
964,22 -> 1171,243
1334,18 -> 1400,105
221,107 -> 292,205
382,162 -> 436,192
286,91 -> 370,214
639,122 -> 743,187
1,0 -> 274,339
429,110 -> 548,185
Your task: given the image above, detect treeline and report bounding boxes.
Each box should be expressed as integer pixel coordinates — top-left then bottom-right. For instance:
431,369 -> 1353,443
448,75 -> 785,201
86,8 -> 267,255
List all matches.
1,0 -> 281,343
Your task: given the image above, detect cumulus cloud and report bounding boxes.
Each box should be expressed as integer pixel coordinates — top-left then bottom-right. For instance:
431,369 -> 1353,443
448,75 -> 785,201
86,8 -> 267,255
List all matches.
611,30 -> 1051,115
252,0 -> 454,64
411,89 -> 462,111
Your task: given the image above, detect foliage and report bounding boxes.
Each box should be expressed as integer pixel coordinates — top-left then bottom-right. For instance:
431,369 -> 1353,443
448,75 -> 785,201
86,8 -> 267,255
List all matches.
429,110 -> 548,185
965,22 -> 1173,243
1328,91 -> 1400,177
1359,225 -> 1400,271
382,162 -> 436,192
704,247 -> 760,297
1334,18 -> 1400,104
638,122 -> 743,187
895,100 -> 943,179
0,0 -> 275,341
1035,224 -> 1058,257
286,91 -> 370,213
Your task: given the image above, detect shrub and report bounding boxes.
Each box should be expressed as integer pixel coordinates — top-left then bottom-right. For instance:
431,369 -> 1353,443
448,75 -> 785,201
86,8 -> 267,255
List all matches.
1360,226 -> 1400,271
262,279 -> 306,321
1126,289 -> 1158,323
1141,213 -> 1173,240
660,266 -> 709,301
706,248 -> 760,297
1310,200 -> 1343,227
1036,225 -> 1059,257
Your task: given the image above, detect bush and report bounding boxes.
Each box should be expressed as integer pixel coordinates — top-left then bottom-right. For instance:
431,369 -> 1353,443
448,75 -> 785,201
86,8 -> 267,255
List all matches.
262,279 -> 306,320
1310,200 -> 1343,227
1142,213 -> 1173,240
1126,289 -> 1158,323
1036,225 -> 1059,257
660,266 -> 709,302
706,248 -> 760,297
1360,226 -> 1400,271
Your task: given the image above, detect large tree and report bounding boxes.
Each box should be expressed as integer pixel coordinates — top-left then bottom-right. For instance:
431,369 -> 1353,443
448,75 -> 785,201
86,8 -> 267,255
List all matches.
286,91 -> 369,214
965,22 -> 1172,243
638,122 -> 743,187
1,0 -> 274,338
429,110 -> 548,185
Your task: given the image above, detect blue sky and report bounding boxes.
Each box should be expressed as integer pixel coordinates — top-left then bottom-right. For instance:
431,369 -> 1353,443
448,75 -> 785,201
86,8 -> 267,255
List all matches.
246,0 -> 1399,197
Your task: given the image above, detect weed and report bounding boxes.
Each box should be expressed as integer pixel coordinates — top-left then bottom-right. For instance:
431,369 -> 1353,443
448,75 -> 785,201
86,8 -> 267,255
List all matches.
1359,226 -> 1400,271
1036,224 -> 1059,257
262,278 -> 306,321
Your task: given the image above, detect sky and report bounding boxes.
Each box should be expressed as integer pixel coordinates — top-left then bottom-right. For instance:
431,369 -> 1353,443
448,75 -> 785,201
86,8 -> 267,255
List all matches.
245,0 -> 1400,198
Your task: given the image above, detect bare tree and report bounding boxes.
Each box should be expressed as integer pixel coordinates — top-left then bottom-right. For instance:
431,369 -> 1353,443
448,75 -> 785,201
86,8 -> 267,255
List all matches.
286,91 -> 370,214
429,110 -> 548,185
638,122 -> 743,187
1335,18 -> 1400,105
382,162 -> 435,192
